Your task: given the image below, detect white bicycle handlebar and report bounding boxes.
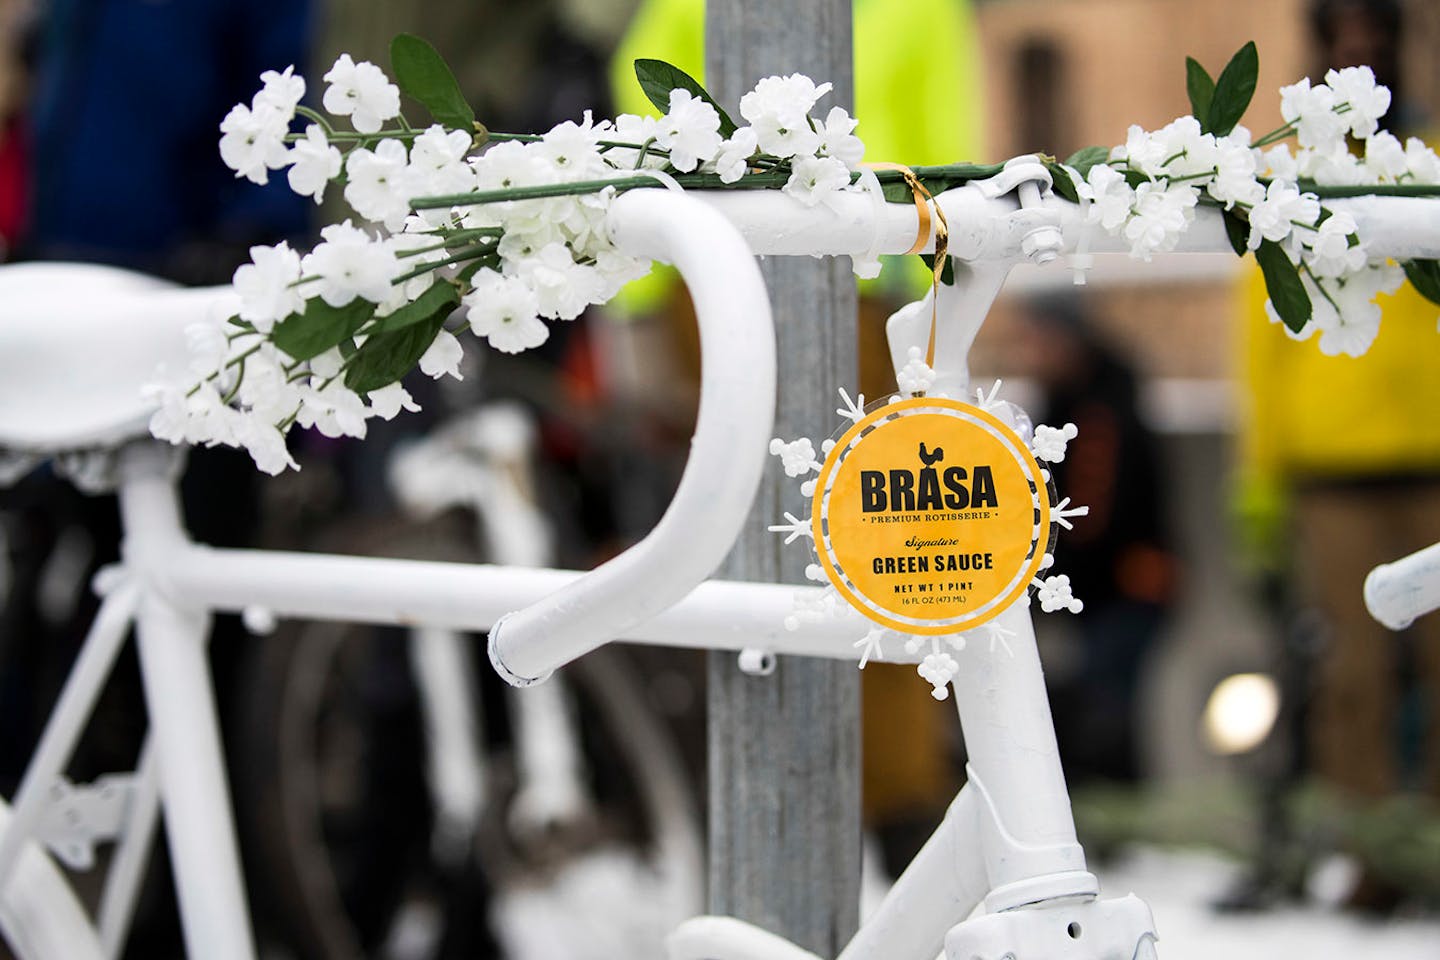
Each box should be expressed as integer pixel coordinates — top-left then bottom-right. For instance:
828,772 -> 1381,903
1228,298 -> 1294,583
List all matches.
1366,541 -> 1440,630
487,188 -> 777,685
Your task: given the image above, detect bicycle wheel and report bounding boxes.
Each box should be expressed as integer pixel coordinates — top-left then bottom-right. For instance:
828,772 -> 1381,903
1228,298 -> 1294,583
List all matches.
234,616 -> 702,960
0,798 -> 106,960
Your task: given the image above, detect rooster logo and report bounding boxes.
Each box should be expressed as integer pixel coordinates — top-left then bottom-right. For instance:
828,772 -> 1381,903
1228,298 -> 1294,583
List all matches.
918,442 -> 944,466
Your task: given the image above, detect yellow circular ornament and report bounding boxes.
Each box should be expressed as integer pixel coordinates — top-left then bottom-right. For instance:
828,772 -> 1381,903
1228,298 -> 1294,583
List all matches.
810,396 -> 1050,635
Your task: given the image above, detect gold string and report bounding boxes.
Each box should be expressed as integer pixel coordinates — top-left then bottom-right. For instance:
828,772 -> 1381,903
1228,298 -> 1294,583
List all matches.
862,163 -> 949,368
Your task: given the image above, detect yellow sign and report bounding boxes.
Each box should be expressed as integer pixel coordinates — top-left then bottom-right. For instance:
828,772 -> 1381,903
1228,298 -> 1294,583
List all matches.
811,397 -> 1050,635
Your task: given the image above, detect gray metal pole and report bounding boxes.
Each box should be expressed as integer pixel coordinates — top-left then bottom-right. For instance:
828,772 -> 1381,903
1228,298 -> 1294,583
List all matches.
704,3 -> 861,956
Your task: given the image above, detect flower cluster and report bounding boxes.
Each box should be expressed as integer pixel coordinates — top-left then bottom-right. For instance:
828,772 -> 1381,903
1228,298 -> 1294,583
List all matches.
154,47 -> 869,473
1070,64 -> 1440,358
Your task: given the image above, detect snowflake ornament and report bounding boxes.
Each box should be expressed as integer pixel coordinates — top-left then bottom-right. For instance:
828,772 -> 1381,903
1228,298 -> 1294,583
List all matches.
766,383 -> 1090,700
896,347 -> 937,395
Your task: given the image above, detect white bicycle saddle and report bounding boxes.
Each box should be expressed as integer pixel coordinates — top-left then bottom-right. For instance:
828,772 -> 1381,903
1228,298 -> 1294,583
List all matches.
0,263 -> 237,453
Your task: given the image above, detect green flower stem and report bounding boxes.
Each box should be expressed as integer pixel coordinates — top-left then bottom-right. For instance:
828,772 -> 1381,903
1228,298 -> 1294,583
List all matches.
294,105 -> 334,135
411,162 -> 1009,211
1251,121 -> 1297,149
186,342 -> 264,397
391,242 -> 496,285
634,137 -> 656,170
220,356 -> 248,405
1301,261 -> 1341,312
1302,183 -> 1440,198
396,227 -> 503,258
412,175 -> 688,209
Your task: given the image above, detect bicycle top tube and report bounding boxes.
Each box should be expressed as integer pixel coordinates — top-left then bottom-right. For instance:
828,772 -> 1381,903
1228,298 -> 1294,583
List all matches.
6,178 -> 1440,687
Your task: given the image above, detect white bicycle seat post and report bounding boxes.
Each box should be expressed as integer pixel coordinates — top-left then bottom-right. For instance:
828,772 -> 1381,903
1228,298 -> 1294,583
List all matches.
116,441 -> 257,960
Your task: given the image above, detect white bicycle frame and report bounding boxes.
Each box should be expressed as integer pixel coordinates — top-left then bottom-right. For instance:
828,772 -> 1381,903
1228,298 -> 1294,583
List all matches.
3,170 -> 1440,960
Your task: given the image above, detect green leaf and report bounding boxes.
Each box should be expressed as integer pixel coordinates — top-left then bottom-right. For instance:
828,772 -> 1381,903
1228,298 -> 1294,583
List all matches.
1064,145 -> 1110,179
1185,56 -> 1215,123
344,313 -> 450,394
1205,41 -> 1258,137
390,34 -> 476,132
633,59 -> 738,137
371,279 -> 460,333
880,178 -> 914,203
919,253 -> 955,286
1222,208 -> 1249,257
1254,239 -> 1312,333
1403,259 -> 1440,306
1045,160 -> 1080,203
272,297 -> 375,362
1122,169 -> 1152,190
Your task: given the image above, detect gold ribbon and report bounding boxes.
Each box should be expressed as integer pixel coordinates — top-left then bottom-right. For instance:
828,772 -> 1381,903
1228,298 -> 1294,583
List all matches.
862,163 -> 950,369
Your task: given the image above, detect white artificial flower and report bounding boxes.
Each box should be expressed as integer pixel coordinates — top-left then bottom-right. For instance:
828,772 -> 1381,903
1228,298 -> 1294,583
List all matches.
367,382 -> 422,420
739,73 -> 830,158
472,140 -> 553,197
155,380 -> 239,447
1246,180 -> 1319,250
815,106 -> 864,168
591,247 -> 651,300
536,113 -> 607,180
1256,143 -> 1299,182
1299,142 -> 1369,186
219,102 -> 290,185
1325,66 -> 1391,139
783,155 -> 851,211
407,125 -> 476,197
1084,164 -> 1134,231
605,114 -> 665,169
234,418 -> 298,475
235,349 -> 300,421
1279,77 -> 1347,150
711,127 -> 758,184
322,54 -> 401,134
655,89 -> 723,173
1303,211 -> 1367,278
300,221 -> 403,306
463,268 -> 549,353
145,382 -> 193,445
740,74 -> 831,122
296,381 -> 369,439
184,321 -> 229,380
418,329 -> 465,379
508,242 -> 603,320
1364,131 -> 1407,181
1405,137 -> 1440,183
308,346 -> 345,380
1317,265 -> 1401,356
286,125 -> 343,204
1115,124 -> 1169,178
344,138 -> 413,228
1122,181 -> 1197,260
1153,115 -> 1218,179
255,65 -> 305,119
1209,136 -> 1265,208
233,241 -> 304,331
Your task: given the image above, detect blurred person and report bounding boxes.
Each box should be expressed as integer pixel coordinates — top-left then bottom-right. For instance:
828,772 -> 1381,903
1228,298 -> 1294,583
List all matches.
1233,0 -> 1440,912
1014,293 -> 1175,786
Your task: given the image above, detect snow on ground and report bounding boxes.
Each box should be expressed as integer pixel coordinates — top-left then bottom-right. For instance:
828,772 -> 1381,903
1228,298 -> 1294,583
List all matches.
1095,847 -> 1440,960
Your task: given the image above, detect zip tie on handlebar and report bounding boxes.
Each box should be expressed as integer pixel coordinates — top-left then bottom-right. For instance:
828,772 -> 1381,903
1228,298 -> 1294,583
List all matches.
861,163 -> 949,369
633,168 -> 686,193
851,167 -> 888,279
